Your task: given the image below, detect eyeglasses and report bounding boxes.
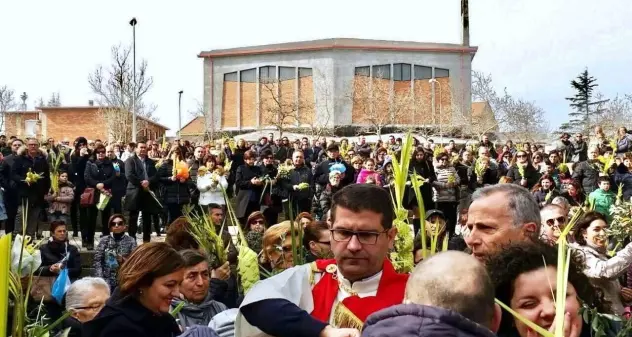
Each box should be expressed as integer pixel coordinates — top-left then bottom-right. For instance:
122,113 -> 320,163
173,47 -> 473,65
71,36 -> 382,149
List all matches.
96,151 -> 105,154
265,157 -> 273,160
517,154 -> 527,158
545,216 -> 567,228
110,220 -> 125,227
330,228 -> 388,245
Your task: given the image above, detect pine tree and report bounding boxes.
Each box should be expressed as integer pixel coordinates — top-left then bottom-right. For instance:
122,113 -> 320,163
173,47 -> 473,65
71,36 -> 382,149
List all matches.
564,69 -> 601,134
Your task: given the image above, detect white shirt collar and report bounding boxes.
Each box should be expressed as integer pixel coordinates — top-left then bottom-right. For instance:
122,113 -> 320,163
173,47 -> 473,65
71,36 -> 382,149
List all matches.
337,270 -> 382,298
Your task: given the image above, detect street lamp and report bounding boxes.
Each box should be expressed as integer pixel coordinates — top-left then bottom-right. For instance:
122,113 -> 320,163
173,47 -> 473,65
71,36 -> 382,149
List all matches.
129,17 -> 137,142
429,78 -> 443,144
178,90 -> 183,139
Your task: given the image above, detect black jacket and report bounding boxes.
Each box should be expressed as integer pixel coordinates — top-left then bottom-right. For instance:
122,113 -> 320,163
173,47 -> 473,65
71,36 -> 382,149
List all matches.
158,159 -> 191,205
83,290 -> 181,337
0,159 -> 11,190
110,158 -> 127,197
69,151 -> 92,194
572,160 -> 601,194
84,159 -> 116,204
313,158 -> 355,187
124,155 -> 160,213
234,164 -> 263,218
506,164 -> 540,190
37,240 -> 82,280
284,165 -> 313,201
11,150 -> 51,207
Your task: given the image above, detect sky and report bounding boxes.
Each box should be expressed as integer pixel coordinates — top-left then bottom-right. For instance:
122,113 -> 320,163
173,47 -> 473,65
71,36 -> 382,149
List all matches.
1,0 -> 631,136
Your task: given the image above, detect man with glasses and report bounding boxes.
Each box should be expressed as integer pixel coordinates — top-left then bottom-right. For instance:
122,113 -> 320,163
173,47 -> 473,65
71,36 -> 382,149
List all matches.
12,138 -> 50,237
238,184 -> 408,337
539,204 -> 567,244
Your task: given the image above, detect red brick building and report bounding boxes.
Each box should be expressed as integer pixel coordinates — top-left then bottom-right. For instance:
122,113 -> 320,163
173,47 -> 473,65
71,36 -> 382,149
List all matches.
4,106 -> 169,143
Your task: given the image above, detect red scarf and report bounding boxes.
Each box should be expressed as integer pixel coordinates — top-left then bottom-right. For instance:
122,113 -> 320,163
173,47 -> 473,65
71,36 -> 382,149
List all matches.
310,259 -> 408,323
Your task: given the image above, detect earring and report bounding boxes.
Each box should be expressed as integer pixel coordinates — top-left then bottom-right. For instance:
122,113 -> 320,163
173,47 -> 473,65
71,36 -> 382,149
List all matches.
139,290 -> 143,295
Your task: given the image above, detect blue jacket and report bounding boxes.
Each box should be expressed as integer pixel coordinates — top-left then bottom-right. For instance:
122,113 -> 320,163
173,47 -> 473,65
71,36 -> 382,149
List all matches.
362,304 -> 496,337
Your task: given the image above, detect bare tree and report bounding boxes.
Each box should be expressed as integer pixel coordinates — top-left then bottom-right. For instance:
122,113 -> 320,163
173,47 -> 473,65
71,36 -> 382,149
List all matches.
301,70 -> 333,139
0,86 -> 17,133
98,107 -> 150,143
349,72 -> 410,138
88,44 -> 156,142
591,92 -> 631,135
187,100 -> 214,141
502,98 -> 548,143
259,77 -> 313,138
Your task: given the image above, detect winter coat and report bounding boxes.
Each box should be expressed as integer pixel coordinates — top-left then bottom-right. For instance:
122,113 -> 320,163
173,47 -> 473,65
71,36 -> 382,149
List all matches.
573,160 -> 602,194
408,159 -> 436,211
0,159 -> 12,190
575,244 -> 632,315
362,304 -> 497,337
187,158 -> 204,201
553,140 -> 573,162
478,141 -> 497,160
158,159 -> 191,205
532,188 -> 559,207
255,143 -> 272,157
11,150 -> 51,207
47,182 -> 74,214
354,143 -> 372,158
283,164 -> 312,201
506,164 -> 540,190
110,158 -> 127,197
313,158 -> 355,187
319,184 -> 342,217
69,151 -> 92,195
37,239 -> 82,280
616,135 -> 632,154
124,155 -> 160,213
208,308 -> 238,337
356,168 -> 382,186
234,164 -> 263,219
83,289 -> 182,337
614,163 -> 632,201
432,165 -> 460,203
561,191 -> 585,207
179,326 -> 220,337
588,188 -> 615,221
171,293 -> 228,329
572,140 -> 588,163
94,234 -> 137,290
84,159 -> 116,205
197,172 -> 228,206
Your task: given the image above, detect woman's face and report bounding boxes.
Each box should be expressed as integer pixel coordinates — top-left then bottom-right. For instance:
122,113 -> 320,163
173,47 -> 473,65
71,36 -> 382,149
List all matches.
583,219 -> 608,249
568,185 -> 577,197
245,157 -> 255,166
541,179 -> 552,190
352,161 -> 362,170
625,159 -> 632,169
619,127 -> 627,136
300,217 -> 312,228
109,217 -> 127,234
270,236 -> 294,270
206,160 -> 216,170
59,172 -> 68,184
180,261 -> 210,304
510,266 -> 581,337
95,148 -> 106,161
517,152 -> 528,164
503,154 -> 511,163
415,152 -> 424,161
533,155 -> 542,163
71,287 -> 109,323
249,218 -> 265,233
139,269 -> 184,314
53,225 -> 67,242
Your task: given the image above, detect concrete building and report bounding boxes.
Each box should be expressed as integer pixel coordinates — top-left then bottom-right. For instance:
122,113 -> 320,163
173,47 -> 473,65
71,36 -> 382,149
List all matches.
198,38 -> 477,136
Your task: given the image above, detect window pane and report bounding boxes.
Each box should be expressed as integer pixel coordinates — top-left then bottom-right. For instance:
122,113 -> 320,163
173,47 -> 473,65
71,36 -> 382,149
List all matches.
299,67 -> 312,78
224,72 -> 238,82
393,64 -> 402,81
259,66 -> 277,81
435,68 -> 450,78
241,68 -> 256,83
414,65 -> 432,80
372,65 -> 390,79
279,67 -> 295,81
355,66 -> 369,76
401,64 -> 411,81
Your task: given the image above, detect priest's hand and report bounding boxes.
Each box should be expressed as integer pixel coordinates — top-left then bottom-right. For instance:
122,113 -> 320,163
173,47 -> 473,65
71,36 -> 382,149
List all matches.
319,325 -> 360,337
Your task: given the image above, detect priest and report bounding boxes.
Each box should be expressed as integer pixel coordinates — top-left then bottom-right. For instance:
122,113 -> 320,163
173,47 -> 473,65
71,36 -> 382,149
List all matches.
236,184 -> 409,337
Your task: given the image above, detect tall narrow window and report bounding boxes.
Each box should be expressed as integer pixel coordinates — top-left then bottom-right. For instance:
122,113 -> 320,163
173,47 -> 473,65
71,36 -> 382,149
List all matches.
372,65 -> 390,79
240,69 -> 256,83
259,66 -> 276,82
224,72 -> 238,82
393,63 -> 411,81
279,67 -> 295,81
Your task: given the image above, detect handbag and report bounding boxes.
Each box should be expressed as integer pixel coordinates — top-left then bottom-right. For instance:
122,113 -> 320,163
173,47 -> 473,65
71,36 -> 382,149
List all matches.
80,188 -> 95,207
30,276 -> 56,302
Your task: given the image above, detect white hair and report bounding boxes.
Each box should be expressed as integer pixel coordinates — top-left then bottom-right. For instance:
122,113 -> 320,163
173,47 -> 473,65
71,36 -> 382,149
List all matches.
65,277 -> 110,311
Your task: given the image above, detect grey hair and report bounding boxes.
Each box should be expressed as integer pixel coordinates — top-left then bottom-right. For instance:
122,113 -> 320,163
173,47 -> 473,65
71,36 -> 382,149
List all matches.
65,277 -> 110,311
471,184 -> 541,232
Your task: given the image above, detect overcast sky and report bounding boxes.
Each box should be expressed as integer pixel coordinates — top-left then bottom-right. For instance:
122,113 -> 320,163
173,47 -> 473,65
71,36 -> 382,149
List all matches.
1,0 -> 630,135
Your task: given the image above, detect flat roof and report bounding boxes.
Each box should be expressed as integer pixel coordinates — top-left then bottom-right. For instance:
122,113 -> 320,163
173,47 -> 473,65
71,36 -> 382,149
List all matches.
199,37 -> 477,58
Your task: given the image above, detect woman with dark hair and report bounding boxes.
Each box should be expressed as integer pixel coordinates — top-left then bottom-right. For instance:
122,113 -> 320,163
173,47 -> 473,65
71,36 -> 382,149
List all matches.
83,242 -> 185,337
573,211 -> 632,315
561,180 -> 585,207
235,150 -> 264,226
408,147 -> 435,233
531,175 -> 559,207
165,216 -> 200,251
84,144 -> 115,250
487,241 -> 616,337
506,150 -> 540,190
94,214 -> 137,291
69,136 -> 91,238
158,144 -> 191,224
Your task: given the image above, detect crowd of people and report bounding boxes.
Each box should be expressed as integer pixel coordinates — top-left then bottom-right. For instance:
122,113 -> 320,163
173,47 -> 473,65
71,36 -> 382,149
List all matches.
4,125 -> 632,337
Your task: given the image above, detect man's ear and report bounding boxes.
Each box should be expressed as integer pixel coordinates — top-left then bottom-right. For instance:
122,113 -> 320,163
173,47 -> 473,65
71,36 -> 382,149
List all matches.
490,302 -> 502,333
387,227 -> 398,249
522,222 -> 537,236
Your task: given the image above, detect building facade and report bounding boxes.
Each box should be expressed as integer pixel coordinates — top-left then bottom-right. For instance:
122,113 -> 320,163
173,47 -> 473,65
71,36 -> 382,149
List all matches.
199,38 -> 477,134
4,106 -> 169,143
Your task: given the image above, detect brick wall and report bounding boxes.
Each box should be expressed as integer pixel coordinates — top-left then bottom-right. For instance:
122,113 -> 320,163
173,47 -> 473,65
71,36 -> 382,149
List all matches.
241,82 -> 257,128
180,117 -> 206,135
298,75 -> 315,125
44,109 -> 106,142
413,80 -> 434,124
222,81 -> 238,128
259,81 -> 277,127
4,112 -> 40,138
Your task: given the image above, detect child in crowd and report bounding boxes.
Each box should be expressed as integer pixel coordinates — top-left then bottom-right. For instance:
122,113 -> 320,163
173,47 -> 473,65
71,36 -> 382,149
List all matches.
45,171 -> 75,227
356,158 -> 382,186
589,176 -> 616,222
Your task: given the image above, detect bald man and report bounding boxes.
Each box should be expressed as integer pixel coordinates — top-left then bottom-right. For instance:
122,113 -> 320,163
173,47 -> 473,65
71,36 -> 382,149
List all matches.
362,251 -> 500,337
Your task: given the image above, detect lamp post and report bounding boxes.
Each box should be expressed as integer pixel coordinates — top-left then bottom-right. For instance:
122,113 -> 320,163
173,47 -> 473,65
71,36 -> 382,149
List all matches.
178,90 -> 183,139
129,17 -> 137,142
429,78 -> 443,144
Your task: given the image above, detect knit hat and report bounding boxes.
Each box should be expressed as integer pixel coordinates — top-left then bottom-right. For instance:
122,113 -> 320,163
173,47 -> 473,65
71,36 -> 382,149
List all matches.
330,163 -> 346,174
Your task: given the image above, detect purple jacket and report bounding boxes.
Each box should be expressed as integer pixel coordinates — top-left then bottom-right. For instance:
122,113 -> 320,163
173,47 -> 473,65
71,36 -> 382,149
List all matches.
362,304 -> 496,337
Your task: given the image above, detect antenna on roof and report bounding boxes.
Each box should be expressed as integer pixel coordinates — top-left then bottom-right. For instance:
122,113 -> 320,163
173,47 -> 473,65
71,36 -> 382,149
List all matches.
461,0 -> 470,47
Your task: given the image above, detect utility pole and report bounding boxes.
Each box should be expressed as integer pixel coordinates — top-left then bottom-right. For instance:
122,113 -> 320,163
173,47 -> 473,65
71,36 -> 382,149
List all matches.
178,90 -> 183,139
129,17 -> 137,142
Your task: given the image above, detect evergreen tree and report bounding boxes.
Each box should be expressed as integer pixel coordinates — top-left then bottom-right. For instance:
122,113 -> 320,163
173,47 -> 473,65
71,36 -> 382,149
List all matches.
564,69 -> 601,134
47,92 -> 61,107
